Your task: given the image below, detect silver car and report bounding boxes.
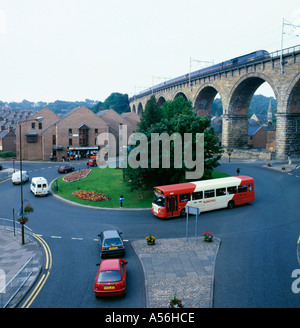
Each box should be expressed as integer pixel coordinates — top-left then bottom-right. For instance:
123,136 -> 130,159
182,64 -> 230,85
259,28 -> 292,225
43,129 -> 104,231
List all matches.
98,230 -> 125,258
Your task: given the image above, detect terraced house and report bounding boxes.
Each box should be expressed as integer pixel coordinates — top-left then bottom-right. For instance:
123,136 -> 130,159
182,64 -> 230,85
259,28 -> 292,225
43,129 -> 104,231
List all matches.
16,106 -> 139,161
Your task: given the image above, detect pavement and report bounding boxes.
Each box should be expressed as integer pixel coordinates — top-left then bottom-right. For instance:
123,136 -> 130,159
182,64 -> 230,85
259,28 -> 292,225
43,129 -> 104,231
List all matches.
0,158 -> 299,308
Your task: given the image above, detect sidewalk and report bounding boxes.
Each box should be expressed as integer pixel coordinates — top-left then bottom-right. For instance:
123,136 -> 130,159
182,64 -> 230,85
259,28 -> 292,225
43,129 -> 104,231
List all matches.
131,237 -> 220,308
0,230 -> 42,308
262,161 -> 300,173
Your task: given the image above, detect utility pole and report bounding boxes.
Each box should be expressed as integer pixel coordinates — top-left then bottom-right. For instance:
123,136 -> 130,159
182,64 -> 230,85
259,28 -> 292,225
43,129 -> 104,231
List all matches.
280,18 -> 300,74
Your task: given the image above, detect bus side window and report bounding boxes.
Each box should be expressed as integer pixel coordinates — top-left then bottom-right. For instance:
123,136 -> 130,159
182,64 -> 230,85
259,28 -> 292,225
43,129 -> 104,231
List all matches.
179,193 -> 191,202
227,186 -> 237,194
238,185 -> 247,193
216,188 -> 226,196
192,191 -> 203,200
204,190 -> 215,198
248,184 -> 253,191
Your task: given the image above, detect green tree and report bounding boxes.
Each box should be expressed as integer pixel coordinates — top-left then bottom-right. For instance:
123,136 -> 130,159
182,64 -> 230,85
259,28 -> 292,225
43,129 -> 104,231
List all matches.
137,95 -> 163,132
92,93 -> 130,114
123,96 -> 223,191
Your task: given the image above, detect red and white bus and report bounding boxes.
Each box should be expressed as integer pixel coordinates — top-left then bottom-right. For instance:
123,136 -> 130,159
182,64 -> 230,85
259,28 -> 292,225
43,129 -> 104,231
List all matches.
152,175 -> 255,218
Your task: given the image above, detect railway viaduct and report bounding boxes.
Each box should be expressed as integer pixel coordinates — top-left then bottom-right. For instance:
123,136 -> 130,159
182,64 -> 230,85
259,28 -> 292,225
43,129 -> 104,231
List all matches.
129,46 -> 300,159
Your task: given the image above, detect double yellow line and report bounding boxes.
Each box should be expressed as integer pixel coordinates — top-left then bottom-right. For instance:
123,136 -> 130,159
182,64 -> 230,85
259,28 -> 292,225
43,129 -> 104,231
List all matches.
21,233 -> 52,308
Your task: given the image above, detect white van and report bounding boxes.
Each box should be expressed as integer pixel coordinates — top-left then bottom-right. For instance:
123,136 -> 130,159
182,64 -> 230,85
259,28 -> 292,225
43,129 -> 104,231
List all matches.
11,171 -> 30,185
30,177 -> 49,196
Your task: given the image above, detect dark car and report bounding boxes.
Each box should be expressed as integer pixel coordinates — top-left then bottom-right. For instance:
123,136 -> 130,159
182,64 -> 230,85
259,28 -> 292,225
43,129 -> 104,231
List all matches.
98,230 -> 125,258
94,258 -> 127,297
57,165 -> 75,173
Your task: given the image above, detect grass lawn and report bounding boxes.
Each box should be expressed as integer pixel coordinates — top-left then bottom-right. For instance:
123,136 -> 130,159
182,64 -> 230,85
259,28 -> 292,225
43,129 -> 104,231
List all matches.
52,167 -> 231,208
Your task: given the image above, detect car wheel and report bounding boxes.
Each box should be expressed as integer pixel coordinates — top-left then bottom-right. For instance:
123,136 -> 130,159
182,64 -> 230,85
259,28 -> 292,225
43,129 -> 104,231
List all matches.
180,208 -> 186,217
228,200 -> 235,209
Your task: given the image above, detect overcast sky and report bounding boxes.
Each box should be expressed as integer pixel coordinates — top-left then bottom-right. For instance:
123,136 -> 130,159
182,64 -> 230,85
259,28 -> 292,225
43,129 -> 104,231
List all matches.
0,0 -> 300,103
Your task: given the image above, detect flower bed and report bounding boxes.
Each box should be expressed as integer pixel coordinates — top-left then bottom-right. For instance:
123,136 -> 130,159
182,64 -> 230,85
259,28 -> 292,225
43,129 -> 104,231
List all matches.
63,169 -> 91,183
72,190 -> 111,202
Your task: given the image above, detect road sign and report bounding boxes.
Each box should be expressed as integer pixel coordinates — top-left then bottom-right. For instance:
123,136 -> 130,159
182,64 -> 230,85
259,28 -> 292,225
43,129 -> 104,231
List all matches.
185,206 -> 201,243
186,206 -> 200,215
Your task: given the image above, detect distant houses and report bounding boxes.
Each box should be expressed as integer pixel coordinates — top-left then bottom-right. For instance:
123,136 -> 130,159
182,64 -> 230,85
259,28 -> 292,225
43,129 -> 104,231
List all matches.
0,105 -> 140,160
1,100 -> 276,160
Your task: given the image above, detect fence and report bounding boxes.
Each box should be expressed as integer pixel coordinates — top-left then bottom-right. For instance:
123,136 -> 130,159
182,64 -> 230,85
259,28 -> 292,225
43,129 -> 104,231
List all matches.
0,168 -> 14,182
0,257 -> 34,308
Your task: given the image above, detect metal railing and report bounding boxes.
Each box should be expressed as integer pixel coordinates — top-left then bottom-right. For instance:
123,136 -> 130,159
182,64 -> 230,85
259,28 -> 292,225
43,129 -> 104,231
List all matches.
269,44 -> 300,59
0,218 -> 35,308
0,257 -> 34,308
0,169 -> 14,182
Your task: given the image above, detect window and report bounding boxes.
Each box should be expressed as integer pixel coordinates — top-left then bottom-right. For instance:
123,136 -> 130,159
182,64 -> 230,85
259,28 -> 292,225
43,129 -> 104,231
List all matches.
153,192 -> 165,207
216,188 -> 226,196
249,184 -> 253,191
69,139 -> 72,146
31,122 -> 35,129
52,135 -> 56,145
68,129 -> 72,136
192,191 -> 203,200
26,133 -> 37,143
238,185 -> 248,193
204,190 -> 215,198
179,193 -> 190,202
95,128 -> 98,135
227,186 -> 237,194
38,122 -> 42,130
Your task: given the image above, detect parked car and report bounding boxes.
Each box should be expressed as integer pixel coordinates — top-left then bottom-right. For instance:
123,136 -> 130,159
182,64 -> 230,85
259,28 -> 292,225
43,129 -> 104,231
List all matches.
94,258 -> 127,297
11,171 -> 29,185
98,230 -> 125,258
88,159 -> 97,167
57,165 -> 75,173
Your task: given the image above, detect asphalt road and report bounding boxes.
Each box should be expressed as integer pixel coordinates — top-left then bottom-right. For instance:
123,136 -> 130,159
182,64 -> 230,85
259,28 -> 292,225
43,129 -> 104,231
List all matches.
0,159 -> 299,308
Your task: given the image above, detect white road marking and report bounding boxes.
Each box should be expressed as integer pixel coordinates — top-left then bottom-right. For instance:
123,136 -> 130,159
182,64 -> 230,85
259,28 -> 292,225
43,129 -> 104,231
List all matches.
50,236 -> 62,239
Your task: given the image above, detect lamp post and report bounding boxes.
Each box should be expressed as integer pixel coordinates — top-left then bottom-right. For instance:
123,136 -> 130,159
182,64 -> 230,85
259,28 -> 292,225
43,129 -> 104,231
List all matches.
18,116 -> 43,245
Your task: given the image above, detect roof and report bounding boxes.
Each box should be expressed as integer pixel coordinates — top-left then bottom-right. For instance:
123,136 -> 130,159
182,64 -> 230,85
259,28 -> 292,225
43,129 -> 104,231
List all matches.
100,259 -> 121,271
248,126 -> 262,136
102,230 -> 121,238
154,176 -> 254,195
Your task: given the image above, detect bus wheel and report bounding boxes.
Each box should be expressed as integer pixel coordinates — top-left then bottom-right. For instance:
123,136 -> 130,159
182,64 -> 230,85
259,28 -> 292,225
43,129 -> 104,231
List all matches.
228,201 -> 235,209
180,209 -> 186,217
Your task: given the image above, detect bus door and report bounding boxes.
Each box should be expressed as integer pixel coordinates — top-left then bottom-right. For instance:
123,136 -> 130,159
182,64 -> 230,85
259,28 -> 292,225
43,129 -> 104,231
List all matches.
236,184 -> 248,205
166,195 -> 178,217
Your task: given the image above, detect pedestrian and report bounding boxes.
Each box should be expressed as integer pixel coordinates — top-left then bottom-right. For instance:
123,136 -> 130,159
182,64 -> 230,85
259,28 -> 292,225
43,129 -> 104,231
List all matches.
236,168 -> 240,176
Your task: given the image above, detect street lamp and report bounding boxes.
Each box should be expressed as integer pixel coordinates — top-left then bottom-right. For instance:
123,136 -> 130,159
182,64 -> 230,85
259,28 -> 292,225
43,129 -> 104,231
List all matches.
18,116 -> 43,245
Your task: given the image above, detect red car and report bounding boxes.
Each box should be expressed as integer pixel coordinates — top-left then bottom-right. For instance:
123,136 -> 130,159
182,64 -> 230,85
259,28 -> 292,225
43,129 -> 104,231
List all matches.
94,259 -> 127,297
57,165 -> 74,173
88,159 -> 97,167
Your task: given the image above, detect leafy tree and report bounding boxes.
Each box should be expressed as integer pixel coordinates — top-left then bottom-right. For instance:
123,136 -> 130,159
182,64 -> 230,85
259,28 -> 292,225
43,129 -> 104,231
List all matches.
92,93 -> 130,114
123,96 -> 223,192
137,95 -> 163,132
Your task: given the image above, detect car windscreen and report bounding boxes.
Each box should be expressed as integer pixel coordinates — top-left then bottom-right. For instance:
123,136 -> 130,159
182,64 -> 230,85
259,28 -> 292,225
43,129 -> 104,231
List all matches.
98,270 -> 121,283
153,192 -> 165,207
103,238 -> 122,246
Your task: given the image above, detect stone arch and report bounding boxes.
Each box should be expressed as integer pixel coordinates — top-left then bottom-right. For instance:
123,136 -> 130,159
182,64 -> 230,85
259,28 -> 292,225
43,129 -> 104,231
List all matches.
131,104 -> 136,113
173,92 -> 188,101
194,85 -> 221,117
157,96 -> 166,107
137,102 -> 143,116
276,72 -> 300,157
228,73 -> 277,116
224,73 -> 277,148
285,72 -> 300,114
